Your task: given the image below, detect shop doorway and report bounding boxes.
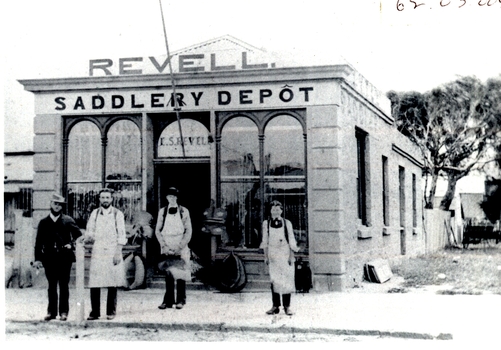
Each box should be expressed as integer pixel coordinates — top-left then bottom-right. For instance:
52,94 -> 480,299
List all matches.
156,162 -> 212,262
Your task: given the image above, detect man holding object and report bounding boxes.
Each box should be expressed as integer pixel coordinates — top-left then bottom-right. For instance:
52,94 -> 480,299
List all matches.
33,193 -> 82,321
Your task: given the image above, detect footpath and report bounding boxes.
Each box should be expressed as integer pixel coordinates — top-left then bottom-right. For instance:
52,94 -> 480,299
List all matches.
4,283 -> 501,342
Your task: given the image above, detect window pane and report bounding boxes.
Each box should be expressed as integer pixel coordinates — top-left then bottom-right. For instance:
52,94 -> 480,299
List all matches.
105,182 -> 142,224
106,120 -> 141,180
264,181 -> 307,248
68,121 -> 101,182
67,183 -> 141,227
67,183 -> 101,228
264,115 -> 304,176
221,182 -> 261,248
221,117 -> 259,177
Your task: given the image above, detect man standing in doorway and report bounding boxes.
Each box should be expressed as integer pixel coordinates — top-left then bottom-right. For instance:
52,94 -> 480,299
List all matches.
155,187 -> 192,310
83,188 -> 127,320
33,193 -> 82,321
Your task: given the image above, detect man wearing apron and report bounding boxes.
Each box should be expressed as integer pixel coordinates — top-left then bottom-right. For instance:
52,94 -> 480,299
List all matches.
84,188 -> 127,320
155,187 -> 193,310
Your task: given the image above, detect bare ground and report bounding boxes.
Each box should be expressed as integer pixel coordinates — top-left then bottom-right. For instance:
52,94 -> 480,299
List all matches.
385,242 -> 501,295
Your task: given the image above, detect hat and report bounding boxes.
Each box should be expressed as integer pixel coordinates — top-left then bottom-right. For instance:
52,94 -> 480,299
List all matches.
166,187 -> 179,197
51,193 -> 66,203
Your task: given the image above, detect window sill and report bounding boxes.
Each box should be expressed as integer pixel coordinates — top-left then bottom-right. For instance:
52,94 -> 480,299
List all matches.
382,227 -> 391,236
412,228 -> 420,235
357,225 -> 372,239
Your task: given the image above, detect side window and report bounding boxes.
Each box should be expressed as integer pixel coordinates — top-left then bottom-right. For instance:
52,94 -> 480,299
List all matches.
356,128 -> 370,226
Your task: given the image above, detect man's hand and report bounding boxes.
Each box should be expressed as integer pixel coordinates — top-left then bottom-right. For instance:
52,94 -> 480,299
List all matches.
166,248 -> 179,255
113,248 -> 122,265
32,261 -> 43,269
288,249 -> 294,266
82,235 -> 94,244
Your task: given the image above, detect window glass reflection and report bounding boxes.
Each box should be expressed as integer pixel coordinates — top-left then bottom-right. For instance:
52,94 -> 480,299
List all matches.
68,121 -> 101,181
105,120 -> 142,223
264,115 -> 304,176
106,120 -> 141,180
221,117 -> 259,177
264,181 -> 307,248
221,182 -> 261,248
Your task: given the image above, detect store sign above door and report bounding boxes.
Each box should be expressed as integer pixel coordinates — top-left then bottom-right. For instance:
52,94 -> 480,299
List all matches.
158,119 -> 210,158
89,52 -> 275,76
43,84 -> 316,114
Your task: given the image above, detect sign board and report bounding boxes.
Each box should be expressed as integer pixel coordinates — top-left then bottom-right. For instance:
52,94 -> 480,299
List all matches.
34,83 -> 324,115
157,119 -> 210,158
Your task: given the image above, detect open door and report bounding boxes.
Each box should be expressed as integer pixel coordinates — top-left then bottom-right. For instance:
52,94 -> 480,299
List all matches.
156,162 -> 211,262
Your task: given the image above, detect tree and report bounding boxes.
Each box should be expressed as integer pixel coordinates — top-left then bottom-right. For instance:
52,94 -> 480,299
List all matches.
387,76 -> 501,210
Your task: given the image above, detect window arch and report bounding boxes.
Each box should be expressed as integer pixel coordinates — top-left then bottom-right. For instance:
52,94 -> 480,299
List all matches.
106,120 -> 141,181
68,121 -> 101,182
67,121 -> 102,228
64,116 -> 142,227
218,111 -> 307,249
105,120 -> 142,222
264,114 -> 304,176
263,114 -> 306,245
220,116 -> 260,177
220,117 -> 261,247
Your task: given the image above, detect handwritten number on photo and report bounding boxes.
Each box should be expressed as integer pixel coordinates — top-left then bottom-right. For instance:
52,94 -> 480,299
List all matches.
397,0 -> 501,10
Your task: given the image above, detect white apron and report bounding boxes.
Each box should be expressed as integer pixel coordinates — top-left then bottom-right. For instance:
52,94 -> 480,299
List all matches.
87,208 -> 127,288
266,223 -> 297,294
159,210 -> 191,281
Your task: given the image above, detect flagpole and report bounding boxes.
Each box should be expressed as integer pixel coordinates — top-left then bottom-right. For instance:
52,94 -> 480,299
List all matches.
159,0 -> 185,157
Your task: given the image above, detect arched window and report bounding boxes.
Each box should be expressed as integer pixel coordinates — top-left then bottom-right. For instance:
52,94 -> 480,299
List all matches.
218,112 -> 307,249
105,120 -> 142,222
106,120 -> 141,180
67,121 -> 102,227
264,115 -> 306,245
220,117 -> 260,177
65,117 -> 142,227
264,115 -> 304,176
220,117 -> 261,247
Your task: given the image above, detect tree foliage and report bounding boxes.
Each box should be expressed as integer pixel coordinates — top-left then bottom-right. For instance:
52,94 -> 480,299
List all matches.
387,76 -> 501,210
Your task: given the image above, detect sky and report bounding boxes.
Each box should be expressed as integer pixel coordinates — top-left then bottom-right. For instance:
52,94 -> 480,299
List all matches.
2,0 -> 500,152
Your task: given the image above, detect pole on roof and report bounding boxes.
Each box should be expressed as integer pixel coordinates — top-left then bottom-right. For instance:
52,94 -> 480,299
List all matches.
159,0 -> 185,158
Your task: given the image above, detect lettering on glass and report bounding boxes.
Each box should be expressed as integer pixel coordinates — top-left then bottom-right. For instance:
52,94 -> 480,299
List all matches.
157,119 -> 211,158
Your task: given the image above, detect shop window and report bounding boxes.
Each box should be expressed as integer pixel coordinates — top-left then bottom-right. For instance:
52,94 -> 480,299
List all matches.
263,116 -> 306,246
67,121 -> 102,183
264,181 -> 307,247
263,115 -> 304,176
66,118 -> 142,227
67,121 -> 102,227
219,113 -> 306,249
105,120 -> 142,223
220,117 -> 260,247
220,117 -> 260,178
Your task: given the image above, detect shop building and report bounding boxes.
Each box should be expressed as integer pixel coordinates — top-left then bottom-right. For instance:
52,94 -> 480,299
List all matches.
19,36 -> 424,291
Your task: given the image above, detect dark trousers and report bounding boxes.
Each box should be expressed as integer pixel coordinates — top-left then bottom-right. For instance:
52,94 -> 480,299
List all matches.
44,259 -> 73,316
162,272 -> 186,306
90,287 -> 117,317
271,285 -> 291,308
